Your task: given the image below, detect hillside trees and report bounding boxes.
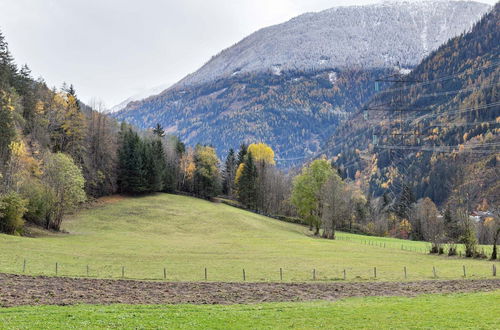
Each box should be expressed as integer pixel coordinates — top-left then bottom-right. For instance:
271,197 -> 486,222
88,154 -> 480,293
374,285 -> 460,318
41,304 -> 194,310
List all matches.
117,124 -> 170,194
233,143 -> 291,214
84,102 -> 118,197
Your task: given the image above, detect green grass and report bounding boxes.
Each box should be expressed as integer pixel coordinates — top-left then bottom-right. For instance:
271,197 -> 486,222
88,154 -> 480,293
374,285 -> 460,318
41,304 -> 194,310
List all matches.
0,194 -> 496,281
0,291 -> 499,329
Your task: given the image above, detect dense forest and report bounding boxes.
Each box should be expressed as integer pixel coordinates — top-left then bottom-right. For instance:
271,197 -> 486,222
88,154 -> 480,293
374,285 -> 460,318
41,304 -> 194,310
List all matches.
328,4 -> 499,210
0,4 -> 498,262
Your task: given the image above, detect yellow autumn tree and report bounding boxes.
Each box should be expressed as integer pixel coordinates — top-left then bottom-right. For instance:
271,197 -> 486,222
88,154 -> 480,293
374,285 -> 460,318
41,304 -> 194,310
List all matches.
235,163 -> 245,184
247,143 -> 275,165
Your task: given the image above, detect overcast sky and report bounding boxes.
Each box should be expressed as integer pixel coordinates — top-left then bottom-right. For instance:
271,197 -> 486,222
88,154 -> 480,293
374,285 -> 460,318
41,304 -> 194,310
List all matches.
0,0 -> 495,107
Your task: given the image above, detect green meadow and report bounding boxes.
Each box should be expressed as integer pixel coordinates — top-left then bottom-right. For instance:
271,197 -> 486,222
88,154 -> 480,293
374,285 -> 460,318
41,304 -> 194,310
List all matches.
0,194 -> 495,282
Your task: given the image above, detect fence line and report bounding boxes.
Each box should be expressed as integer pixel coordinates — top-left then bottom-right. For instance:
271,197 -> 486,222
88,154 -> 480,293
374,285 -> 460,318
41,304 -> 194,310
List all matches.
9,260 -> 498,283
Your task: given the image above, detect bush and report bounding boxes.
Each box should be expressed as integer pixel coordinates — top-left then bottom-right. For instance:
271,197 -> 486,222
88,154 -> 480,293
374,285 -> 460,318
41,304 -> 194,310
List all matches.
0,192 -> 27,234
20,180 -> 55,227
438,246 -> 445,255
448,246 -> 458,256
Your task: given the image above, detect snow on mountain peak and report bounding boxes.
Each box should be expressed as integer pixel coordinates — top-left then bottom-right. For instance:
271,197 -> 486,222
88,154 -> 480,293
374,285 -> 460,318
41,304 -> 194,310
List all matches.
173,1 -> 490,88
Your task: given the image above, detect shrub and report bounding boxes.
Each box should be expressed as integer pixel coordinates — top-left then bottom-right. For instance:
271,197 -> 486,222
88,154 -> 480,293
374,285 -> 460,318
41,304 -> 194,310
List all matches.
0,192 -> 27,234
438,246 -> 445,255
448,245 -> 458,256
20,180 -> 55,227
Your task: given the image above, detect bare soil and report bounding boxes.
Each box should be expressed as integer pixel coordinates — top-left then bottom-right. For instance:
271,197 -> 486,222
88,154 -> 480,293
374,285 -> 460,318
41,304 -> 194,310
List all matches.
0,273 -> 498,307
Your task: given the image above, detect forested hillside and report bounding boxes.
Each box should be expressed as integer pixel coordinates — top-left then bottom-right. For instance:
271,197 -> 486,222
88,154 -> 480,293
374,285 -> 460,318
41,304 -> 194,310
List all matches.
113,1 -> 489,163
329,3 -> 499,209
0,29 -> 226,234
114,69 -> 394,164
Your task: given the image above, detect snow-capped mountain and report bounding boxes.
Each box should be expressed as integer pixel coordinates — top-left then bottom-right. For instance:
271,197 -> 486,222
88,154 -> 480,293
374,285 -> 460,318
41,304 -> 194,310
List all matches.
115,1 -> 491,165
175,0 -> 490,88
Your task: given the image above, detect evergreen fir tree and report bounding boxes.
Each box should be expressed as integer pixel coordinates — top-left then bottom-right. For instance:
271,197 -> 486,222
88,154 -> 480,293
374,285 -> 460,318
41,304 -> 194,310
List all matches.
238,152 -> 258,209
395,184 -> 416,219
444,208 -> 460,242
117,126 -> 147,194
223,148 -> 237,196
152,123 -> 165,137
237,144 -> 247,165
145,139 -> 166,192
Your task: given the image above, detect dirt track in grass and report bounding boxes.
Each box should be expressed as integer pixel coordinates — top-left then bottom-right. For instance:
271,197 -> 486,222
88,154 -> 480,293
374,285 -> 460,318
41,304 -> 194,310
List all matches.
0,273 -> 499,307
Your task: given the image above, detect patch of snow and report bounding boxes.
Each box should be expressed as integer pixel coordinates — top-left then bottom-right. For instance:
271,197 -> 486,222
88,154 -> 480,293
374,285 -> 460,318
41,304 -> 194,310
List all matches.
328,72 -> 338,85
271,64 -> 282,76
399,68 -> 412,75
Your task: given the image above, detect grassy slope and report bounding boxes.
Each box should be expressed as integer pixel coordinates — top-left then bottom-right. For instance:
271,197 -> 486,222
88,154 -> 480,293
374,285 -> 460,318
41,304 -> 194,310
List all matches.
0,194 -> 495,281
0,291 -> 499,329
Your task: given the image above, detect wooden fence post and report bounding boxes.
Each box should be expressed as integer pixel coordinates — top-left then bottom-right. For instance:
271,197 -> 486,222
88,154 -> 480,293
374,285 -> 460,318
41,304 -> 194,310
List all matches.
404,266 -> 407,279
122,266 -> 125,278
86,265 -> 89,277
280,268 -> 283,281
55,262 -> 58,276
343,269 -> 346,280
433,266 -> 437,278
374,267 -> 377,278
493,264 -> 496,277
243,268 -> 246,281
204,267 -> 207,281
163,268 -> 167,280
313,269 -> 316,281
463,265 -> 466,277
23,259 -> 26,273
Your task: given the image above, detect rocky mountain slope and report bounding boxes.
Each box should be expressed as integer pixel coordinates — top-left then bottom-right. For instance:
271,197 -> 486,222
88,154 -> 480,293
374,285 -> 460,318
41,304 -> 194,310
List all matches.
114,1 -> 490,163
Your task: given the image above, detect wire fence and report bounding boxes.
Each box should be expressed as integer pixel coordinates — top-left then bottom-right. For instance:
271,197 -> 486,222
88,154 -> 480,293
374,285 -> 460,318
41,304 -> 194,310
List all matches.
5,258 -> 497,283
334,233 -> 495,257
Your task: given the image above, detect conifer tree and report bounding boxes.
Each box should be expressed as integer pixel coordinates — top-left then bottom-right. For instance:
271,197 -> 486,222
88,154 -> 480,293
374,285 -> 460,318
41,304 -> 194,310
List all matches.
237,152 -> 258,209
117,126 -> 147,194
145,139 -> 166,192
223,148 -> 237,196
395,184 -> 416,220
237,144 -> 248,165
153,123 -> 165,137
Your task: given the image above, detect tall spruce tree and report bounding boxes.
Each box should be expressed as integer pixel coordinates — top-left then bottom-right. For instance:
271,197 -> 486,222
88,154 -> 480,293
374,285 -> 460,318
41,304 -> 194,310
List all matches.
238,152 -> 258,209
117,126 -> 147,194
237,144 -> 247,165
223,148 -> 237,196
395,184 -> 416,220
152,123 -> 165,137
145,139 -> 166,192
